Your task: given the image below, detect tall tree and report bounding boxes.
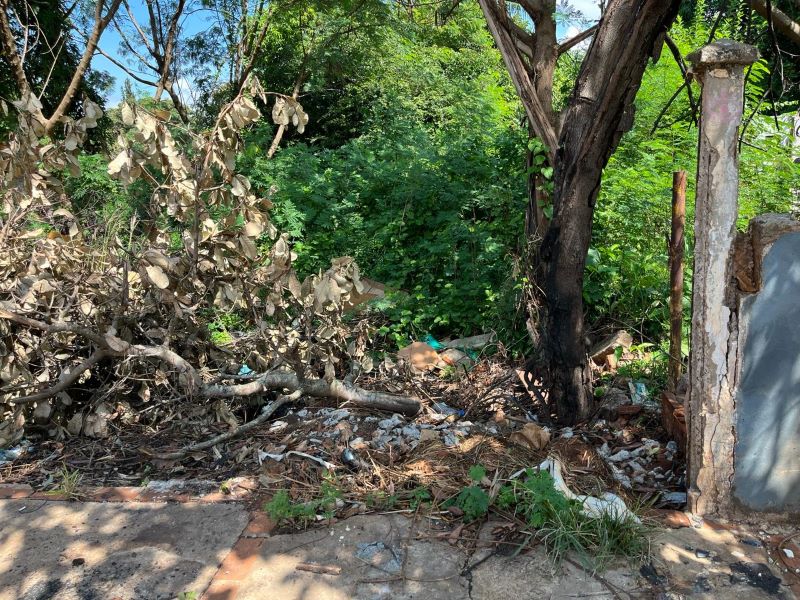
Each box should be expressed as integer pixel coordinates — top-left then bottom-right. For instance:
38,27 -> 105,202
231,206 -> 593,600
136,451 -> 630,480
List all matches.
480,0 -> 682,423
95,0 -> 192,122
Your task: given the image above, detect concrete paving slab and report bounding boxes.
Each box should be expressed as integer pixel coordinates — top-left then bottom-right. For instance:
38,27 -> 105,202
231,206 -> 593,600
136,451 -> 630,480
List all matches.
0,499 -> 248,600
234,514 -> 470,600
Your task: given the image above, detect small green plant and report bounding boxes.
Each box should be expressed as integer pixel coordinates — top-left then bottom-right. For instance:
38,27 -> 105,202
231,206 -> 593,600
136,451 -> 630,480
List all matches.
445,464 -> 490,522
497,470 -> 576,528
177,592 -> 197,600
264,473 -> 344,525
409,486 -> 431,510
616,342 -> 670,390
444,466 -> 652,570
54,465 -> 83,500
365,490 -> 397,510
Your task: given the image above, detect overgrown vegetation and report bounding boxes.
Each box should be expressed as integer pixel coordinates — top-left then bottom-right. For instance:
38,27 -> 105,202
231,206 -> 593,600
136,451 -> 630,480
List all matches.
0,0 -> 797,437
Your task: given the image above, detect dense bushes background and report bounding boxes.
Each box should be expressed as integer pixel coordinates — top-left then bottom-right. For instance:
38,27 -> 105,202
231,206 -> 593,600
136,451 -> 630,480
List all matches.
62,2 -> 799,350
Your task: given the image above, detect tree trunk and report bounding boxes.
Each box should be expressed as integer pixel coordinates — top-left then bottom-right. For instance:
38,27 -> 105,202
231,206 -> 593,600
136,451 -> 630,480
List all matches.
539,0 -> 681,424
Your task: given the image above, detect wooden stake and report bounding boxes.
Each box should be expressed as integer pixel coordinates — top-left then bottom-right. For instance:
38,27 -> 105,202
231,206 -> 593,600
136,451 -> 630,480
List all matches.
669,170 -> 687,391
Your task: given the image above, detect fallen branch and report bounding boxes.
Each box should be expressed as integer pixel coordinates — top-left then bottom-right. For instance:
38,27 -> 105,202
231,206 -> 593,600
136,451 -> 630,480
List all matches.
151,391 -> 301,460
203,372 -> 420,416
296,563 -> 342,576
0,309 -> 421,416
7,350 -> 108,404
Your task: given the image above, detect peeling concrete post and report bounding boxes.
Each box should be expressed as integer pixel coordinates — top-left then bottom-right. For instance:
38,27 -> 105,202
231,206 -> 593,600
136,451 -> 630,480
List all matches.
686,40 -> 758,517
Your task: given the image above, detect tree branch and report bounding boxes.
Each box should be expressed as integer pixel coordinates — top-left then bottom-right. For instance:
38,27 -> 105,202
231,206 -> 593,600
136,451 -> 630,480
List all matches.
664,34 -> 698,125
0,309 -> 421,416
0,0 -> 32,95
151,390 -> 301,460
558,24 -> 597,55
92,45 -> 160,87
44,0 -> 124,133
7,351 -> 108,404
478,0 -> 559,159
746,0 -> 800,46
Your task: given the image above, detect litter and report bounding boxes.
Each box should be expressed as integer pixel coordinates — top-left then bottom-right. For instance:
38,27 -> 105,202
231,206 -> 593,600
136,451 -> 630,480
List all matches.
237,364 -> 253,376
539,457 -> 640,523
0,441 -> 30,465
661,491 -> 687,505
509,423 -> 550,450
431,402 -> 465,417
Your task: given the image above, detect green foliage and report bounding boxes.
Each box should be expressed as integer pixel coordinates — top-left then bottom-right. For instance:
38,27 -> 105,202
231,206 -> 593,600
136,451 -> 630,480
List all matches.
53,465 -> 83,500
444,463 -> 491,522
447,484 -> 490,522
441,466 -> 652,570
242,1 -> 528,341
409,486 -> 432,510
264,474 -> 343,524
63,154 -> 149,239
614,342 -> 671,390
205,311 -> 246,346
590,14 -> 798,340
497,470 -> 576,528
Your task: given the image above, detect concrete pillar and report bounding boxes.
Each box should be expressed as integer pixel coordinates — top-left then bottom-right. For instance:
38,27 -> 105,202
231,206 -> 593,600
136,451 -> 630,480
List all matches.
686,40 -> 758,517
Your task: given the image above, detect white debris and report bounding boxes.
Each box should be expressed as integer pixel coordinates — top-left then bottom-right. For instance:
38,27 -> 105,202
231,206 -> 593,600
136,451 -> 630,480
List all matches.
784,548 -> 795,559
608,449 -> 632,462
269,420 -> 288,433
401,424 -> 421,440
539,457 -> 640,523
442,431 -> 459,447
258,450 -> 285,462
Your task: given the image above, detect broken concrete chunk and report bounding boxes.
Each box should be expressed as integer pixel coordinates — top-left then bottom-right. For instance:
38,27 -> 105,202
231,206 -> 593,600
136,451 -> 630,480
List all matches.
378,414 -> 403,430
400,424 -> 420,440
589,330 -> 633,364
419,429 -> 439,443
322,409 -> 351,426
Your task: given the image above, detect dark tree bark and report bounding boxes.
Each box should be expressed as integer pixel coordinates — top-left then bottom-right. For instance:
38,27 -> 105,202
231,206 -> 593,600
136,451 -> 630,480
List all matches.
480,0 -> 681,424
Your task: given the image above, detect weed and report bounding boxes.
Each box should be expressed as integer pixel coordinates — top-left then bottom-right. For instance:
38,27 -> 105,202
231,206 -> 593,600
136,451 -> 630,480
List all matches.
264,473 -> 344,525
445,464 -> 490,522
54,465 -> 83,500
453,465 -> 652,571
409,486 -> 431,510
177,592 -> 197,600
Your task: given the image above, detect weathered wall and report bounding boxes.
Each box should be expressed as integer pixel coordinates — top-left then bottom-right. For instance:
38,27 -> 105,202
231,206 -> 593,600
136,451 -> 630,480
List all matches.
733,215 -> 800,514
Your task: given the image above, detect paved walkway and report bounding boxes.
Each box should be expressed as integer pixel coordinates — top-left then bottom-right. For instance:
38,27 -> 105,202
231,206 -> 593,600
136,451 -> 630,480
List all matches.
0,484 -> 797,599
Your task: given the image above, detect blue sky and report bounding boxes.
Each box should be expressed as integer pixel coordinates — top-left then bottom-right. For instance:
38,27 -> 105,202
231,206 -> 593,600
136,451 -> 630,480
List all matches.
92,3 -> 214,106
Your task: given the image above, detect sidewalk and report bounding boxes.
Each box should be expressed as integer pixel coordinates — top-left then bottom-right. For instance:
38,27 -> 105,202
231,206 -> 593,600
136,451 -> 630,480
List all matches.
0,483 -> 797,600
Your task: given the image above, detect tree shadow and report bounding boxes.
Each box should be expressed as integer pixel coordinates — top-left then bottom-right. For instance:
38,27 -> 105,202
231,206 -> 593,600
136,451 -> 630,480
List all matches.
0,499 -> 248,600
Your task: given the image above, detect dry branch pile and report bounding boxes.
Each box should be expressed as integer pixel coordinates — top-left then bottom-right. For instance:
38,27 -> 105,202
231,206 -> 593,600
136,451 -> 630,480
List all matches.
0,81 -> 418,449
